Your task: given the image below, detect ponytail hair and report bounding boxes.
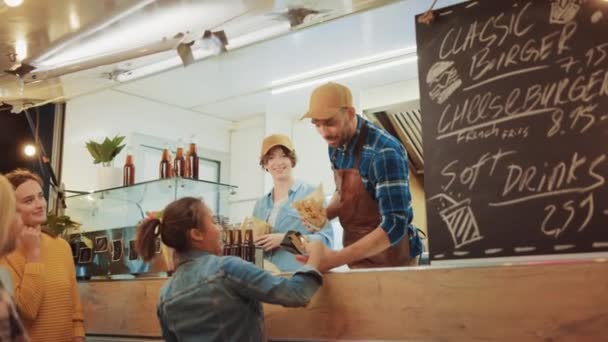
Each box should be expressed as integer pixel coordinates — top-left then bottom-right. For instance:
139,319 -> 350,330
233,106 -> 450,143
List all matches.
135,217 -> 162,261
135,197 -> 209,261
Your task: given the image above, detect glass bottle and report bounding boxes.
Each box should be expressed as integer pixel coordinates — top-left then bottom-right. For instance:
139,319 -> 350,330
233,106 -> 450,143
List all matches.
174,144 -> 186,177
225,230 -> 236,256
232,229 -> 242,257
242,229 -> 255,263
159,147 -> 173,179
185,142 -> 199,179
123,153 -> 135,186
222,228 -> 230,256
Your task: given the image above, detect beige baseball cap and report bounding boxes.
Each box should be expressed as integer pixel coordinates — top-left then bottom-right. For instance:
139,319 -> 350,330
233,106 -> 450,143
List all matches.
301,82 -> 353,120
260,134 -> 294,158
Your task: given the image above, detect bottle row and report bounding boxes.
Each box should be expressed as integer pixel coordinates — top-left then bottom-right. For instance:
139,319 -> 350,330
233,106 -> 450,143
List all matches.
122,142 -> 200,186
223,229 -> 256,263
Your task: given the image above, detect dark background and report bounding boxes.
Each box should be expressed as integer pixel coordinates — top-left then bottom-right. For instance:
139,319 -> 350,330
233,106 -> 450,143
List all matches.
0,103 -> 58,199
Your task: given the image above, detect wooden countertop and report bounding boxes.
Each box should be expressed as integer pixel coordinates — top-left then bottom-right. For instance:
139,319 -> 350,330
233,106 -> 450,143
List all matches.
79,259 -> 608,340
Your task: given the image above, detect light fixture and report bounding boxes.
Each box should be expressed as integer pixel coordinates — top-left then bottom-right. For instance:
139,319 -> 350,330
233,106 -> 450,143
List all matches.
270,47 -> 418,95
271,47 -> 416,87
4,0 -> 23,7
226,21 -> 290,50
116,23 -> 290,83
115,47 -> 215,82
23,144 -> 37,157
69,10 -> 80,30
15,38 -> 27,61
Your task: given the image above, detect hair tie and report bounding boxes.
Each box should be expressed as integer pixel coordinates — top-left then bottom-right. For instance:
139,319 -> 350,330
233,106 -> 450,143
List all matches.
145,211 -> 164,236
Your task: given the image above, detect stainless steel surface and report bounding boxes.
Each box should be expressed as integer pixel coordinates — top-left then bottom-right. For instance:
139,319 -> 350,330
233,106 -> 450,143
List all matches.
69,226 -> 167,278
0,0 -> 136,72
0,0 -> 399,109
69,226 -> 265,278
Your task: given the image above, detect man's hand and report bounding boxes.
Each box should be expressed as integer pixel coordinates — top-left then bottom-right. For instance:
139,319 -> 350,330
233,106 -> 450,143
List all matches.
296,241 -> 336,272
74,337 -> 85,342
254,233 -> 285,251
298,227 -> 392,271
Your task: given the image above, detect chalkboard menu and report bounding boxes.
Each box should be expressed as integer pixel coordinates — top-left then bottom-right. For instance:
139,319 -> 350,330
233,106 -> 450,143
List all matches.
416,0 -> 608,260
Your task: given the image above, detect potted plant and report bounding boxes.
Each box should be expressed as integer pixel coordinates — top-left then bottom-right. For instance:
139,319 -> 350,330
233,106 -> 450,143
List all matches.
86,135 -> 126,189
46,214 -> 82,237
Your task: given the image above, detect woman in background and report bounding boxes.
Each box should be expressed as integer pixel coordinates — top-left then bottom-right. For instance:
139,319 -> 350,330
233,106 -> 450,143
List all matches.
253,134 -> 334,272
0,175 -> 28,341
1,169 -> 84,342
136,196 -> 325,342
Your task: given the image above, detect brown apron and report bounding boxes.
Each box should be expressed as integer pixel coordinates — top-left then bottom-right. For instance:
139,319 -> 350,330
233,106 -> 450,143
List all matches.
331,123 -> 413,268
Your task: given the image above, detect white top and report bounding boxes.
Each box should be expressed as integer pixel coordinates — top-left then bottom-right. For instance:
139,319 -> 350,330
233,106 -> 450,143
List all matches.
267,197 -> 287,227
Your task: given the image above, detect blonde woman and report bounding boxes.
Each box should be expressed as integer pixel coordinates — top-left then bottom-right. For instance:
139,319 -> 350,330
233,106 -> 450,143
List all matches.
1,169 -> 84,342
0,175 -> 28,341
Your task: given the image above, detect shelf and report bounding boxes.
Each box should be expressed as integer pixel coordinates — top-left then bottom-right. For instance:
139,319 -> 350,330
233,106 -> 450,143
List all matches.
65,177 -> 237,232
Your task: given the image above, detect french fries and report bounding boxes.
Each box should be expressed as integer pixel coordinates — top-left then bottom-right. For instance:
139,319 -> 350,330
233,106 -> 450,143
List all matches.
292,183 -> 327,230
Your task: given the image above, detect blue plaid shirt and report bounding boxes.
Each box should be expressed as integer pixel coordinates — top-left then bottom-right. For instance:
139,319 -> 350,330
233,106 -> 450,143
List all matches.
330,115 -> 414,246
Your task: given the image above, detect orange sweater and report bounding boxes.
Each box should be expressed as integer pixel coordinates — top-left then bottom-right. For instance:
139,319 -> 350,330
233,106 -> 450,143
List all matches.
1,234 -> 85,341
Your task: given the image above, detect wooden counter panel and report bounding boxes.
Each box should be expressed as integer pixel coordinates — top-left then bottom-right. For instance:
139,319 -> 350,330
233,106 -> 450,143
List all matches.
79,279 -> 165,337
79,261 -> 608,340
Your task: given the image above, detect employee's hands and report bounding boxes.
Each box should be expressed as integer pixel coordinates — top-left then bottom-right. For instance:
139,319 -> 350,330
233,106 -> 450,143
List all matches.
296,240 -> 335,272
74,337 -> 86,342
255,233 -> 285,251
300,218 -> 326,233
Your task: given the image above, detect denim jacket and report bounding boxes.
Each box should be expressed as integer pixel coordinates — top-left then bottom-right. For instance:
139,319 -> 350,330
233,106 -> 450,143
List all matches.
157,250 -> 322,342
253,180 -> 334,272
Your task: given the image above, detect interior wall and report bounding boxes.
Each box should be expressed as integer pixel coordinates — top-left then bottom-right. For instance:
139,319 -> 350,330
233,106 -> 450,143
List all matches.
228,115 -> 266,224
62,89 -> 232,193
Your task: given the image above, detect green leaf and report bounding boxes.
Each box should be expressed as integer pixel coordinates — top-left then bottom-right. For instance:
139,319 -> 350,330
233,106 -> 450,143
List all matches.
84,135 -> 127,164
46,214 -> 81,237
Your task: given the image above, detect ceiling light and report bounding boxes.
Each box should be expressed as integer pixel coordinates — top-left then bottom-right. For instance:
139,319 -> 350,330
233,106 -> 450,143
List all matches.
116,23 -> 288,83
226,22 -> 291,50
23,144 -> 37,157
69,10 -> 80,30
4,0 -> 23,7
15,38 -> 27,61
115,57 -> 183,82
271,46 -> 416,87
115,46 -> 215,82
270,48 -> 418,95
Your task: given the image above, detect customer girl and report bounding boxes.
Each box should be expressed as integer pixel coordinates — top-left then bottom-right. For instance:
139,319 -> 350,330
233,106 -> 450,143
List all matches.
136,196 -> 325,342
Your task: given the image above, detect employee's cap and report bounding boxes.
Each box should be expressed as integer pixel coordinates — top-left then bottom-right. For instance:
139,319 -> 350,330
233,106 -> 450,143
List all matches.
260,134 -> 294,158
301,82 -> 353,120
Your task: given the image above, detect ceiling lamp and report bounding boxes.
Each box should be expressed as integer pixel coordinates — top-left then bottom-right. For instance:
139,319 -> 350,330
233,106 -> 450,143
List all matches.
4,0 -> 23,7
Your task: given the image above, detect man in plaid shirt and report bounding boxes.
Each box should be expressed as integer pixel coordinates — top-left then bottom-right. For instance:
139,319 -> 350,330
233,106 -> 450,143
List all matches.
297,82 -> 422,271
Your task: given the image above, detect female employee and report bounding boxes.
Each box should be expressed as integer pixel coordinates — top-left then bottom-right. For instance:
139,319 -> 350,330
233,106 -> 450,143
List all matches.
253,134 -> 333,271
